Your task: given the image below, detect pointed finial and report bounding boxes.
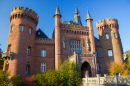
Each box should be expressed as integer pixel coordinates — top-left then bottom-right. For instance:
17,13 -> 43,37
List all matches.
75,4 -> 79,14
86,7 -> 92,20
54,2 -> 61,16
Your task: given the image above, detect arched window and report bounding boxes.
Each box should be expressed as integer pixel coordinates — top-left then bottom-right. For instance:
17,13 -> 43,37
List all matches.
27,47 -> 31,55
26,63 -> 30,75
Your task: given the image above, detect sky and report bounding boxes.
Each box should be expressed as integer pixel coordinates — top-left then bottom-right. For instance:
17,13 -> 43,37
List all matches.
0,0 -> 130,53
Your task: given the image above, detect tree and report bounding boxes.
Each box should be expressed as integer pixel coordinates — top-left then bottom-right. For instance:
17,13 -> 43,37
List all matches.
125,49 -> 130,70
0,70 -> 10,86
35,60 -> 81,86
107,62 -> 130,76
0,44 -> 3,70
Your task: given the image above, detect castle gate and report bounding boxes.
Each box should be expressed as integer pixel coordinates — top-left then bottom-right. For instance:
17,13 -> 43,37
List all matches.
81,61 -> 92,78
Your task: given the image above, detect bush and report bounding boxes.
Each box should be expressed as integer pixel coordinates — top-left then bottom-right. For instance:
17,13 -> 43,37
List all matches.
107,62 -> 130,76
35,70 -> 59,86
0,70 -> 10,86
35,60 -> 81,86
11,75 -> 23,86
23,75 -> 36,86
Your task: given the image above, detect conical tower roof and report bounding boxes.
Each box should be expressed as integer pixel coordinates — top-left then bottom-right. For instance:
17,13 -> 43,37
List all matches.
86,7 -> 92,20
55,3 -> 61,15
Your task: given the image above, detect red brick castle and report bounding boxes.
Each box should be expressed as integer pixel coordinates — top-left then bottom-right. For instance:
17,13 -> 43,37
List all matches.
2,4 -> 124,78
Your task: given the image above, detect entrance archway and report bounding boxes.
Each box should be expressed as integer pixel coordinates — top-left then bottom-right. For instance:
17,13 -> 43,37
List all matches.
81,61 -> 92,78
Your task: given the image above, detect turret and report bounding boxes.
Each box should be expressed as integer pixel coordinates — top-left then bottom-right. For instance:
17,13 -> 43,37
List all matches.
86,8 -> 96,53
2,6 -> 38,77
96,18 -> 123,64
54,4 -> 61,69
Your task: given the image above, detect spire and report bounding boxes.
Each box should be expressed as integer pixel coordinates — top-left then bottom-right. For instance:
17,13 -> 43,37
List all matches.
86,7 -> 92,20
74,5 -> 82,25
75,5 -> 79,14
55,3 -> 61,16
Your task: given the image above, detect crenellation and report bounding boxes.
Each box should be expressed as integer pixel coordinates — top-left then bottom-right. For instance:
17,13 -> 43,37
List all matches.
61,24 -> 89,30
10,6 -> 39,19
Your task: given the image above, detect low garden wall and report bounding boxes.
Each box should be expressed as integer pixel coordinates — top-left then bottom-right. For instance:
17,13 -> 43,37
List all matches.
82,73 -> 130,86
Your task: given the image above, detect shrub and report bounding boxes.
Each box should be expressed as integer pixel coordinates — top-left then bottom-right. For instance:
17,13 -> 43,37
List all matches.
0,70 -> 10,86
11,75 -> 23,86
35,60 -> 81,86
107,62 -> 130,76
23,75 -> 36,86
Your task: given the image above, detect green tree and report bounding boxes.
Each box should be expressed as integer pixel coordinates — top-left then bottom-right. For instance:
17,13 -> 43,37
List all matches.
35,60 -> 81,86
11,75 -> 23,86
0,70 -> 10,86
125,49 -> 130,70
0,44 -> 3,70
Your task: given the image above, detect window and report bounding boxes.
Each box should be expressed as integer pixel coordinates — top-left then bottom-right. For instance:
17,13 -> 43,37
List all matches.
41,63 -> 46,73
70,40 -> 81,55
19,26 -> 23,32
97,63 -> 100,71
108,50 -> 113,57
41,50 -> 46,57
26,64 -> 30,75
11,26 -> 13,32
114,33 -> 117,38
38,32 -> 40,35
106,34 -> 109,39
27,47 -> 31,55
8,45 -> 11,52
29,28 -> 32,34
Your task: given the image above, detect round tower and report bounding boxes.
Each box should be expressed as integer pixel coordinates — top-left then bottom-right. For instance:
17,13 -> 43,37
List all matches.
96,18 -> 123,66
3,6 -> 38,77
54,4 -> 61,69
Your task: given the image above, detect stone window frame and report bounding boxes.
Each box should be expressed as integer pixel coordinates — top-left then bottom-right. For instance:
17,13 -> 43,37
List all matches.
19,25 -> 24,32
114,33 -> 117,38
107,49 -> 113,57
106,33 -> 109,39
27,47 -> 31,55
41,49 -> 46,57
41,63 -> 46,73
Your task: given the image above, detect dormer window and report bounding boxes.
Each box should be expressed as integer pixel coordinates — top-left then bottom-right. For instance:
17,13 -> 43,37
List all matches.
38,32 -> 40,35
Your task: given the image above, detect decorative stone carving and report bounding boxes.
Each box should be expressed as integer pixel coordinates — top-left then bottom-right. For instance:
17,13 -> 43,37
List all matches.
62,35 -> 66,49
86,37 -> 90,51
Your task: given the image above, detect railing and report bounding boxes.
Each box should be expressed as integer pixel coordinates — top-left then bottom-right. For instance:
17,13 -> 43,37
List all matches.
82,73 -> 130,85
2,52 -> 13,60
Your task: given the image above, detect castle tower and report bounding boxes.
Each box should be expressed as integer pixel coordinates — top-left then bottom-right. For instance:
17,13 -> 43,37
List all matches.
86,8 -> 96,53
96,18 -> 124,73
2,6 -> 38,77
54,4 -> 61,69
85,8 -> 97,76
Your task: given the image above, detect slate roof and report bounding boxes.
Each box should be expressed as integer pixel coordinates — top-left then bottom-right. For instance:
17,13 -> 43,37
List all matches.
36,29 -> 48,39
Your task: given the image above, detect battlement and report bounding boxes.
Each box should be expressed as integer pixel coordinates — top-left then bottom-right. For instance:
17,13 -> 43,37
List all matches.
96,18 -> 119,32
96,18 -> 118,27
10,6 -> 39,25
61,23 -> 89,30
35,38 -> 55,45
11,6 -> 38,18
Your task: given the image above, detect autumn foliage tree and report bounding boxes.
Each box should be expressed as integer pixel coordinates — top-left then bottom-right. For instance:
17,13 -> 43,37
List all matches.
107,62 -> 130,76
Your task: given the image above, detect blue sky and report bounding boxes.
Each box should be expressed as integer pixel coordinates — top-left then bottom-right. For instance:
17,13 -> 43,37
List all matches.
0,0 -> 130,53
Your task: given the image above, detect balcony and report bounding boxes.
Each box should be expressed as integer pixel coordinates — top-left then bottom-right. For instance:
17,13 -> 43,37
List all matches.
2,52 -> 13,60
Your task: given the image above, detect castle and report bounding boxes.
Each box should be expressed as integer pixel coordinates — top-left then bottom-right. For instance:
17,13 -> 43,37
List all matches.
2,4 -> 124,78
